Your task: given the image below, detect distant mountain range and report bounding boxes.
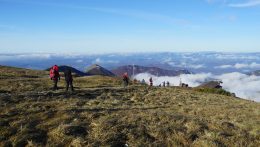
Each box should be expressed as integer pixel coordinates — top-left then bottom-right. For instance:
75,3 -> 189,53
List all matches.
112,65 -> 191,77
249,70 -> 260,76
44,64 -> 191,77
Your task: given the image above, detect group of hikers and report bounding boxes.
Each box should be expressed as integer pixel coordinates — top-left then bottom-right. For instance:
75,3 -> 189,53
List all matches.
49,65 -> 171,91
121,72 -> 171,88
159,81 -> 170,87
49,65 -> 74,91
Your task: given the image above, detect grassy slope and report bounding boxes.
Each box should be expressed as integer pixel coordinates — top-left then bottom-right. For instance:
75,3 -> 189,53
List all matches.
0,66 -> 259,147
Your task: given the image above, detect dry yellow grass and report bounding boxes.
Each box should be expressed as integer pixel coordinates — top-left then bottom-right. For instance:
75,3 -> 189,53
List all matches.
0,66 -> 259,146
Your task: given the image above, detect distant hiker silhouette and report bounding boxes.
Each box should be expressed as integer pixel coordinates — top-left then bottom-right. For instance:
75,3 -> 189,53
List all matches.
166,81 -> 170,87
122,72 -> 129,87
149,77 -> 153,86
141,79 -> 146,85
64,67 -> 74,92
50,65 -> 60,90
163,81 -> 166,87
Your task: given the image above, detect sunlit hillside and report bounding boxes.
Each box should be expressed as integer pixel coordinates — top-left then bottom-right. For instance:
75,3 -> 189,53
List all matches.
0,66 -> 259,146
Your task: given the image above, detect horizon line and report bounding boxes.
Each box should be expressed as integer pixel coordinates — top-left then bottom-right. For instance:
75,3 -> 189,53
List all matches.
1,51 -> 260,55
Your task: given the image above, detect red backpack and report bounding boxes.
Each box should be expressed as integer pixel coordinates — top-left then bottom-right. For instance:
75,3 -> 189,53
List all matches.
50,65 -> 59,79
123,73 -> 128,79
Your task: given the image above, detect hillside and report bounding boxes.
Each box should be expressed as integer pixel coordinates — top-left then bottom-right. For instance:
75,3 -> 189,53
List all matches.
112,65 -> 190,77
0,66 -> 259,146
0,65 -> 48,79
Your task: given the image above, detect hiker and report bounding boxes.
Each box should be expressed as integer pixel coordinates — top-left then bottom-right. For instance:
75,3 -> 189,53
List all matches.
181,83 -> 188,88
122,72 -> 129,87
149,77 -> 153,86
141,79 -> 146,85
64,67 -> 74,92
49,65 -> 60,91
159,84 -> 161,87
166,81 -> 170,87
163,81 -> 166,87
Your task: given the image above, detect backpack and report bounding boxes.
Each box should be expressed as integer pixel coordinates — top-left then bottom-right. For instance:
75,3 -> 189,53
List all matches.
50,65 -> 59,79
123,73 -> 128,80
50,68 -> 55,79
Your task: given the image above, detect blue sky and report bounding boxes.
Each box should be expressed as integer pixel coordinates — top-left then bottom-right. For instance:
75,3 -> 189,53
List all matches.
0,0 -> 260,53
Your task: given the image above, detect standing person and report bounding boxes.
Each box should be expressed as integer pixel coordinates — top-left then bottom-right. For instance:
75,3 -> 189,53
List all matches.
141,79 -> 146,85
64,67 -> 74,92
149,77 -> 153,86
49,65 -> 60,91
166,81 -> 170,87
163,81 -> 166,87
122,72 -> 129,87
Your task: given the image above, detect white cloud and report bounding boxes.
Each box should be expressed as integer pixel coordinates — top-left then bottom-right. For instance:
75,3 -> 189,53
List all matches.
215,64 -> 233,69
205,0 -> 260,8
76,59 -> 83,63
234,63 -> 248,69
189,64 -> 205,69
17,54 -> 52,59
134,73 -> 213,87
134,72 -> 260,102
215,53 -> 259,60
94,58 -> 101,63
167,61 -> 205,69
92,58 -> 118,64
215,62 -> 260,69
228,0 -> 260,7
0,53 -> 89,61
234,62 -> 260,69
0,54 -> 52,61
216,72 -> 260,101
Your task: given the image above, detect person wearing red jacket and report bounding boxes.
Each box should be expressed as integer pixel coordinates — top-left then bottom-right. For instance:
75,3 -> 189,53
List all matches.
50,65 -> 60,91
122,72 -> 129,87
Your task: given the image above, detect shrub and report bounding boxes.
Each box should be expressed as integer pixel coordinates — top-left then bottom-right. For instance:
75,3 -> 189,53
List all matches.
194,88 -> 232,96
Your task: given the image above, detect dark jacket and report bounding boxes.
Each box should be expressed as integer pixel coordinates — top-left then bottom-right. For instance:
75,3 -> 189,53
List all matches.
54,70 -> 60,80
64,68 -> 73,81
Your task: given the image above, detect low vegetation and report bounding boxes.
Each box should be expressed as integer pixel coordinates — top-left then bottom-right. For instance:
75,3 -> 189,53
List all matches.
194,88 -> 232,97
0,66 -> 259,146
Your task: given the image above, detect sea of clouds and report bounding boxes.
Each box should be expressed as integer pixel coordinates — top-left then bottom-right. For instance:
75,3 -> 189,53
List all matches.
134,72 -> 260,102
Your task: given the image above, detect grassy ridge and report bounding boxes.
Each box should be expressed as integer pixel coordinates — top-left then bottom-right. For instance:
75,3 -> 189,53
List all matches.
0,66 -> 259,146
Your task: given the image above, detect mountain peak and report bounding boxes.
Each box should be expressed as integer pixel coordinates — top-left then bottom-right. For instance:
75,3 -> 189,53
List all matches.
86,64 -> 115,77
